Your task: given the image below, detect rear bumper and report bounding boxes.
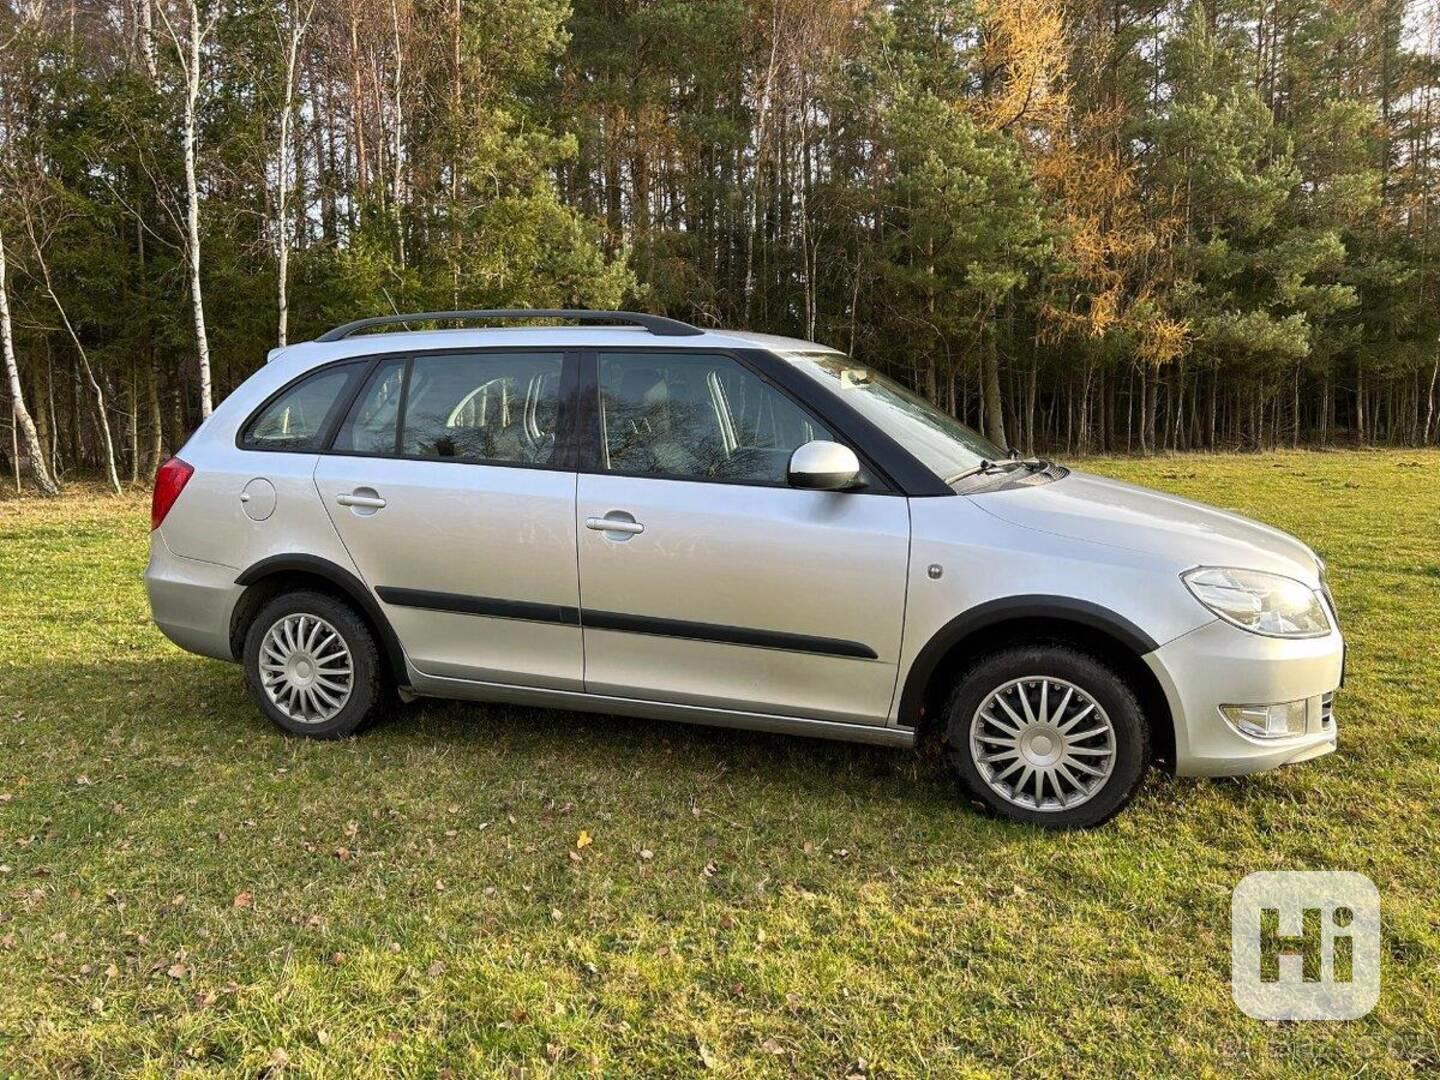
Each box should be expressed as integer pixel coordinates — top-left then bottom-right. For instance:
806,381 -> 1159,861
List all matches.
1145,619 -> 1344,777
144,532 -> 241,662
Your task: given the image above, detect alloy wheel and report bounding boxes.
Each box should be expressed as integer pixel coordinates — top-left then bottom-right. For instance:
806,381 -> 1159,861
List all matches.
258,613 -> 354,725
968,676 -> 1117,812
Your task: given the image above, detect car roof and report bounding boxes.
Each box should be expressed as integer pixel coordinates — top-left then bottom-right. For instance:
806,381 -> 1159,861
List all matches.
267,326 -> 839,370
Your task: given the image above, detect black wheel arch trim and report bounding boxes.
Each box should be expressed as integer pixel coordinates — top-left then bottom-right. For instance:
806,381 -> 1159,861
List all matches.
897,595 -> 1160,727
233,554 -> 409,683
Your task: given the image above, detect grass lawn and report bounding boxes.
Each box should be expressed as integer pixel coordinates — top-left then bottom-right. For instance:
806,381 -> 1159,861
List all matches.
1,450 -> 1437,1077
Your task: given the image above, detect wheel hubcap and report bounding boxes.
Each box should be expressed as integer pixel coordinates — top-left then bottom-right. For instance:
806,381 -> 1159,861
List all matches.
259,613 -> 353,725
969,676 -> 1117,812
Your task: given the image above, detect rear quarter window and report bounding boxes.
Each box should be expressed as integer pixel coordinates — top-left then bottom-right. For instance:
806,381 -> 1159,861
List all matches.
240,363 -> 363,451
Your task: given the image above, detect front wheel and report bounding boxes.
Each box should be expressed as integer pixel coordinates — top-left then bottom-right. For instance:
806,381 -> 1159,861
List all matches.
942,645 -> 1150,828
242,590 -> 386,739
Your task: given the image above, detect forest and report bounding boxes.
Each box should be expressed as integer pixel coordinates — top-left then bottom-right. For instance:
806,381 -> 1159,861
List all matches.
2,0 -> 1439,495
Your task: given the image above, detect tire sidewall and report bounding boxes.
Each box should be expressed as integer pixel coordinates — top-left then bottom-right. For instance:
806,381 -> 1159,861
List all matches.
943,645 -> 1149,828
243,591 -> 382,739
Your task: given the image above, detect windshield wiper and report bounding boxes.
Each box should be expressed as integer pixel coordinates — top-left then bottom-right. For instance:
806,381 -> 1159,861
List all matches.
945,458 -> 1025,484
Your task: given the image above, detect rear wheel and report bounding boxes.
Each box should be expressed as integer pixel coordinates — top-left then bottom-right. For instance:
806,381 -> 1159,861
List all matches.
242,590 -> 386,738
942,645 -> 1149,828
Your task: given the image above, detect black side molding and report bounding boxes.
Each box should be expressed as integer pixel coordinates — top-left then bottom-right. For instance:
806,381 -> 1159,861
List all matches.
377,587 -> 579,626
374,586 -> 878,660
582,609 -> 878,659
897,595 -> 1160,727
233,554 -> 408,681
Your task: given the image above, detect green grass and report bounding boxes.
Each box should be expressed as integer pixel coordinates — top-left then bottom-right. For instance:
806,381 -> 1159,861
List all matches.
1,450 -> 1437,1077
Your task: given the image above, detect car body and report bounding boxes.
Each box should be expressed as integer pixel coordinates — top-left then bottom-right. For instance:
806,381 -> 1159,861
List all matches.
146,310 -> 1344,826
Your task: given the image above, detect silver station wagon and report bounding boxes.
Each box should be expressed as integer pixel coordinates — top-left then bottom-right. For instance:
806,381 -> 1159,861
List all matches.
146,310 -> 1344,827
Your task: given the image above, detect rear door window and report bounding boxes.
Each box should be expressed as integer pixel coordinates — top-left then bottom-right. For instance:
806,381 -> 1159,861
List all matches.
400,352 -> 565,466
332,359 -> 405,454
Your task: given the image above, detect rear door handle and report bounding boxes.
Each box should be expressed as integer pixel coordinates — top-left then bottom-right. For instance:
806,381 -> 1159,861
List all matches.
337,491 -> 387,509
586,515 -> 644,536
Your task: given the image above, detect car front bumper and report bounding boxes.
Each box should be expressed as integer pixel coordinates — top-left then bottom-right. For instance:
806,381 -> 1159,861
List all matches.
1145,618 -> 1344,777
144,532 -> 242,662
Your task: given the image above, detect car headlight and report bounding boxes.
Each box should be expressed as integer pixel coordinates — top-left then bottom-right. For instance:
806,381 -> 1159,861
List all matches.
1181,566 -> 1331,638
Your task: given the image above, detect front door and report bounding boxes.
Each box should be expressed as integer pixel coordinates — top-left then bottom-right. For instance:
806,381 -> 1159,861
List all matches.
315,349 -> 583,689
575,350 -> 910,724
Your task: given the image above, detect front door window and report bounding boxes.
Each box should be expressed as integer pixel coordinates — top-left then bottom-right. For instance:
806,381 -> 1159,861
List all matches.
598,352 -> 832,485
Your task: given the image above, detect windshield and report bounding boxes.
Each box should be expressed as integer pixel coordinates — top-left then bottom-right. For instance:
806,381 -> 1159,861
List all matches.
780,351 -> 1005,482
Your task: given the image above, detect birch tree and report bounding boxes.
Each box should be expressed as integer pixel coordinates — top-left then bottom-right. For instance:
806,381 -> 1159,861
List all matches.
274,0 -> 319,347
20,198 -> 123,496
158,0 -> 219,418
0,229 -> 59,496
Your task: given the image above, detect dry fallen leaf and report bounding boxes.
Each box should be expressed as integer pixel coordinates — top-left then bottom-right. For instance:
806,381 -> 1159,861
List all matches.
550,908 -> 563,922
427,960 -> 445,978
166,962 -> 188,979
640,849 -> 654,861
567,850 -> 582,863
268,1047 -> 291,1069
761,1037 -> 784,1055
576,830 -> 592,849
703,862 -> 717,878
232,892 -> 253,909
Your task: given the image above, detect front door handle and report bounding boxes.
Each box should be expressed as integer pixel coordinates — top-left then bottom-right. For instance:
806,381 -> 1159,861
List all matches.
586,514 -> 644,536
337,491 -> 387,510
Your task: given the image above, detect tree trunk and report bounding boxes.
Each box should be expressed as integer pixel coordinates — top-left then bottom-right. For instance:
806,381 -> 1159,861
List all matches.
1424,358 -> 1439,444
1356,361 -> 1366,444
177,0 -> 214,417
1025,359 -> 1038,455
147,358 -> 164,472
276,2 -> 313,347
0,230 -> 59,495
982,338 -> 1007,449
27,222 -> 122,495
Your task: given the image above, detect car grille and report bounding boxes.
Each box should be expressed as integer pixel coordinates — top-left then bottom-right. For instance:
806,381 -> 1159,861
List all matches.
1319,692 -> 1335,730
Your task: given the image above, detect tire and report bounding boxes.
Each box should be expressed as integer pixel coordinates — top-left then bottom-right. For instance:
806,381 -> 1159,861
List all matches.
242,590 -> 387,739
941,644 -> 1149,829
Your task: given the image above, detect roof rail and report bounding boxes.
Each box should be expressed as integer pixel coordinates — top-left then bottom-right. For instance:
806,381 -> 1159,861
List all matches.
315,309 -> 704,343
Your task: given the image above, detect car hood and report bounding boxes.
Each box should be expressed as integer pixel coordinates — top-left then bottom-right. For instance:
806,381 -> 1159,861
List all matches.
968,470 -> 1322,583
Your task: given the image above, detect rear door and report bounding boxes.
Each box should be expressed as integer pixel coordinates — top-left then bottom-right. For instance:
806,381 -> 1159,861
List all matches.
315,349 -> 583,689
575,350 -> 911,725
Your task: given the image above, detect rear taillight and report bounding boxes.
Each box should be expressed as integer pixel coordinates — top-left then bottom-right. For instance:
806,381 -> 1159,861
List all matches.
151,457 -> 194,531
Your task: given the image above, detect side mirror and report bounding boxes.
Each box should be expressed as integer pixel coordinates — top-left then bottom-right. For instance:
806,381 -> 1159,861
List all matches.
787,440 -> 862,491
